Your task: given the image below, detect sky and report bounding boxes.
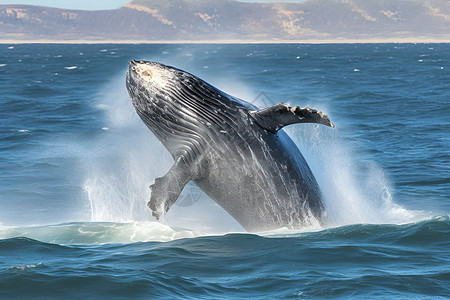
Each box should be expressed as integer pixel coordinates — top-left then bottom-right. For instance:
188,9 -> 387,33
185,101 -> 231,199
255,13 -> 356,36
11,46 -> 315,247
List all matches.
0,0 -> 305,10
0,0 -> 130,10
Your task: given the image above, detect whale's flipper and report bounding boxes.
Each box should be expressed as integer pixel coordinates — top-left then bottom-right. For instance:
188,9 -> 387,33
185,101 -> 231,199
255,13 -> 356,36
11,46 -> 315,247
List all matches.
249,102 -> 334,134
148,159 -> 192,220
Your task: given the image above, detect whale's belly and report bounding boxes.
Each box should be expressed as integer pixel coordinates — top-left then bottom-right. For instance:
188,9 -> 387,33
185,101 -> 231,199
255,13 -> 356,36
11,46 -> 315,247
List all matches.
193,129 -> 323,231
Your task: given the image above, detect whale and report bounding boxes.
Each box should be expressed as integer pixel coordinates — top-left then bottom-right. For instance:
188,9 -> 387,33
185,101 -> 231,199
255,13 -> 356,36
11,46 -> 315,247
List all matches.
126,60 -> 334,231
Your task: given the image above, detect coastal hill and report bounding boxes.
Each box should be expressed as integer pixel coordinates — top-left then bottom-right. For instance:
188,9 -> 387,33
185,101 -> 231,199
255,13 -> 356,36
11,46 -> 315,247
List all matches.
0,0 -> 449,42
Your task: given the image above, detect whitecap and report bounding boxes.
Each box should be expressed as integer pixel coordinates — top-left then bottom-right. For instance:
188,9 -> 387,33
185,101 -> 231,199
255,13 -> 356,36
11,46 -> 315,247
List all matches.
0,64 -> 6,67
17,129 -> 30,133
7,263 -> 43,271
102,127 -> 109,131
100,49 -> 108,52
353,68 -> 360,72
64,66 -> 78,70
7,46 -> 14,49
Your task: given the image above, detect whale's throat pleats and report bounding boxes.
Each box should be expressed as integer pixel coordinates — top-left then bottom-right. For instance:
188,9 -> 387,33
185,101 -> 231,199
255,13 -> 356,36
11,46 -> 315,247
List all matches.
134,75 -> 250,164
133,74 -> 261,221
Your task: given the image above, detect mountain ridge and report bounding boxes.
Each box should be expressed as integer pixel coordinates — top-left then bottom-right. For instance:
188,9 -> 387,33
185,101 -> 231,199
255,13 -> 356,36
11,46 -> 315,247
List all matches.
0,0 -> 449,42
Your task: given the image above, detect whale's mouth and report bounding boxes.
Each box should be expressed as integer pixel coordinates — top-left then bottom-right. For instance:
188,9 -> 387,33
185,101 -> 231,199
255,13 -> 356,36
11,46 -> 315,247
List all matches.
126,61 -> 138,88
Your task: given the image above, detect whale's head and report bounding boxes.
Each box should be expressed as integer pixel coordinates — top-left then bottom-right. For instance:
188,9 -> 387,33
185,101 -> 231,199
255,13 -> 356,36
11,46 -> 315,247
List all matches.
126,60 -> 178,110
126,60 -> 248,110
126,59 -> 248,126
126,60 -> 246,152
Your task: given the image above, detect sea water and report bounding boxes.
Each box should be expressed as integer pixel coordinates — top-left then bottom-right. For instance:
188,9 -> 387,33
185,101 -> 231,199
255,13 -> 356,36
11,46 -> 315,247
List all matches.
0,44 -> 448,298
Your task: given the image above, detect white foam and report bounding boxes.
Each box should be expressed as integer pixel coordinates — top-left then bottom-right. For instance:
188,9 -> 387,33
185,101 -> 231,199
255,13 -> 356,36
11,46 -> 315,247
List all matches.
7,263 -> 43,271
64,66 -> 78,70
0,222 -> 201,244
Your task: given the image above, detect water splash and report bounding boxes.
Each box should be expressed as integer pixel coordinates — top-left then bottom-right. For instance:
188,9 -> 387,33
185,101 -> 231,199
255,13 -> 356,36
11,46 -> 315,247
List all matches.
82,74 -> 172,223
286,125 -> 419,227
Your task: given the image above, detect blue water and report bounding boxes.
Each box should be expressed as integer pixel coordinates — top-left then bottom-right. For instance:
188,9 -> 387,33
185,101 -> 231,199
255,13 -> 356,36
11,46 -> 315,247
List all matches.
0,44 -> 449,298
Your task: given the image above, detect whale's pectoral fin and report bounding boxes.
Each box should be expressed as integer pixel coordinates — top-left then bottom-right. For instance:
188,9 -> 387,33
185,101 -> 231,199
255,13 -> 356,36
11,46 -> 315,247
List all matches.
249,102 -> 335,134
148,158 -> 192,220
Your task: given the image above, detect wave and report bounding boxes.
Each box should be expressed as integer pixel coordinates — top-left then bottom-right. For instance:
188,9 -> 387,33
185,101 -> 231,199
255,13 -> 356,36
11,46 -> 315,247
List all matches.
0,215 -> 447,245
263,215 -> 449,245
0,222 -> 199,244
0,217 -> 448,298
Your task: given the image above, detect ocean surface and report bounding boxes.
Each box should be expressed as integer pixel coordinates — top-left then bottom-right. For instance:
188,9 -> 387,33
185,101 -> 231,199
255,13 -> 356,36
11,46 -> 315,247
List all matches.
0,43 -> 448,299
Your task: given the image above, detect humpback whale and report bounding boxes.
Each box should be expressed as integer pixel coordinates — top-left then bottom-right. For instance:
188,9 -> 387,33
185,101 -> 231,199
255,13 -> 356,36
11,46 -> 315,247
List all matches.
126,60 -> 334,231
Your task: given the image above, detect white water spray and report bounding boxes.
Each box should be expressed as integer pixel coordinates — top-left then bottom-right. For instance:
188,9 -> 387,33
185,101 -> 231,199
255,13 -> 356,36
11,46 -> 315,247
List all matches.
286,125 -> 416,227
82,74 -> 164,222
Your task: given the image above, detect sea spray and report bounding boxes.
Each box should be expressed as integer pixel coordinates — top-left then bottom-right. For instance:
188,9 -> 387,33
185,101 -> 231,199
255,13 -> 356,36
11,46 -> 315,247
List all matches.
82,74 -> 171,222
286,125 -> 417,227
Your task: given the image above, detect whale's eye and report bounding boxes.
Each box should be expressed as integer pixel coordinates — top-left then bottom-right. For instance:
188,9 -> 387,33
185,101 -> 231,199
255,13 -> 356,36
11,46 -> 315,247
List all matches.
131,66 -> 136,71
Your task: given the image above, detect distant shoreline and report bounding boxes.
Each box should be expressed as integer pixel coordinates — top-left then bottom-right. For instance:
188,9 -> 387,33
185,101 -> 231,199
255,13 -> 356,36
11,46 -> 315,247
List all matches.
1,38 -> 450,44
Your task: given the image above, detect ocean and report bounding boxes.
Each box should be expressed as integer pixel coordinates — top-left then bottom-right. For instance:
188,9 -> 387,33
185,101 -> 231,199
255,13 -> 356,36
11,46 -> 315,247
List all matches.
0,43 -> 448,298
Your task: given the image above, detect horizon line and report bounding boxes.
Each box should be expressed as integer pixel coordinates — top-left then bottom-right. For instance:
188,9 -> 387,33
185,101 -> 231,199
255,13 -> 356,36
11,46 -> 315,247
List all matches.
1,38 -> 450,44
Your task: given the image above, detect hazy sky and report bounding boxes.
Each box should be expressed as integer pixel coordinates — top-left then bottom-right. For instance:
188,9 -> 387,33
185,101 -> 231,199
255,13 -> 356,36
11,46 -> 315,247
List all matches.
0,0 -> 129,10
0,0 -> 305,10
